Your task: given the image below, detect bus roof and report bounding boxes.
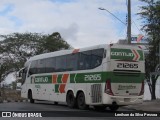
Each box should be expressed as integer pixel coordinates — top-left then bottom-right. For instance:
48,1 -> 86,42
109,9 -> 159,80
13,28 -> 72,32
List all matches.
25,44 -> 142,64
26,44 -> 108,63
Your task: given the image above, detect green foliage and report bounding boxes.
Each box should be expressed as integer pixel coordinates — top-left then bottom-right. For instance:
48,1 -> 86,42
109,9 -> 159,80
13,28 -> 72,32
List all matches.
139,0 -> 160,99
139,0 -> 160,74
0,32 -> 71,82
43,32 -> 70,52
0,33 -> 45,69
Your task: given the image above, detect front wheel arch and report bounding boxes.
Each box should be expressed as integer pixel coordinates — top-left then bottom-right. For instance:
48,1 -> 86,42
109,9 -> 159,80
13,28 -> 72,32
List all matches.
28,89 -> 34,103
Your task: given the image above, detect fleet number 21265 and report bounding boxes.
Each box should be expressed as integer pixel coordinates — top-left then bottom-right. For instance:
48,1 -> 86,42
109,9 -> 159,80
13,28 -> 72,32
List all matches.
84,74 -> 101,81
117,63 -> 138,68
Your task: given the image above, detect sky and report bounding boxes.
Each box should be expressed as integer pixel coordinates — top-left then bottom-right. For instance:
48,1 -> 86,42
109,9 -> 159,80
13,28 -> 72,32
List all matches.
0,0 -> 145,48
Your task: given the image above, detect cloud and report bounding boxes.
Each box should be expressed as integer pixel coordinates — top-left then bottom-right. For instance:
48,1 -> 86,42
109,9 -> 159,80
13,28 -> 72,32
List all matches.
0,0 -> 143,47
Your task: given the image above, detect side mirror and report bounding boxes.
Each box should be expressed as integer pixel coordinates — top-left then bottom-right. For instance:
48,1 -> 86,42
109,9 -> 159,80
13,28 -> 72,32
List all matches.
19,71 -> 22,77
16,68 -> 25,80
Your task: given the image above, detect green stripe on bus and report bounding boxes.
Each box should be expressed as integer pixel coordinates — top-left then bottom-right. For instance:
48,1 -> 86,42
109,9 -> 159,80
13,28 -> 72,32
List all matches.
34,75 -> 52,84
55,84 -> 59,93
109,72 -> 145,83
31,72 -> 144,84
70,72 -> 144,83
70,74 -> 76,83
71,72 -> 105,83
111,48 -> 144,61
57,75 -> 62,83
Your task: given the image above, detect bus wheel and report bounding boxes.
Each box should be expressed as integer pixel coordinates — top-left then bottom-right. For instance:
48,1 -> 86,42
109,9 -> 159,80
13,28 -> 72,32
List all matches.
28,91 -> 34,103
66,91 -> 76,108
77,92 -> 88,110
109,105 -> 119,111
94,106 -> 106,111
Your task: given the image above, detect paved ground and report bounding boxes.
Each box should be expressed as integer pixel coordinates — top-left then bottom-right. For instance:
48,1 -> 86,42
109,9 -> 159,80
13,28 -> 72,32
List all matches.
123,100 -> 160,112
0,100 -> 160,120
1,95 -> 160,112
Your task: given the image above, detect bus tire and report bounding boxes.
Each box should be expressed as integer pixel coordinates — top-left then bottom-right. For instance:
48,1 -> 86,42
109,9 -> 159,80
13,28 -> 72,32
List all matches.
28,90 -> 34,103
66,91 -> 76,108
94,106 -> 106,111
77,92 -> 88,110
109,105 -> 119,111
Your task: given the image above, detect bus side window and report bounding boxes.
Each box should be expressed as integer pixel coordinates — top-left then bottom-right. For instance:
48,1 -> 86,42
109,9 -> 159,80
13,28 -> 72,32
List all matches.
28,60 -> 38,76
91,48 -> 104,68
56,55 -> 67,72
37,59 -> 46,73
66,53 -> 78,71
45,57 -> 56,73
79,51 -> 92,70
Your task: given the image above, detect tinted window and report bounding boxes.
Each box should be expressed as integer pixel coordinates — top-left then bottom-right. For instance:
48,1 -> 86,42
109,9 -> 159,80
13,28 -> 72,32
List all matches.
79,51 -> 92,70
66,53 -> 78,71
29,60 -> 38,75
45,57 -> 56,73
91,49 -> 104,68
78,49 -> 104,70
27,48 -> 104,74
37,59 -> 46,73
56,55 -> 67,72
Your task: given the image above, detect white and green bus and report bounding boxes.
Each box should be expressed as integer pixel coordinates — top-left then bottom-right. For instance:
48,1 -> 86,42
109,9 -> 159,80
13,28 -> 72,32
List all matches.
20,44 -> 145,111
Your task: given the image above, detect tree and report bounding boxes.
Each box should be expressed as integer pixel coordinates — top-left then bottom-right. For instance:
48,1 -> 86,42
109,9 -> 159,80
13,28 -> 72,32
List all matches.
139,0 -> 160,99
42,32 -> 71,52
0,57 -> 15,96
0,32 -> 71,84
0,33 -> 46,69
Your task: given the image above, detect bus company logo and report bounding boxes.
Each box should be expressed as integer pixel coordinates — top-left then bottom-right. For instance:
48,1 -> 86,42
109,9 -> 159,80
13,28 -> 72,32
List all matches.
111,49 -> 141,61
53,74 -> 69,93
111,52 -> 134,57
35,77 -> 48,83
118,85 -> 136,90
131,49 -> 141,61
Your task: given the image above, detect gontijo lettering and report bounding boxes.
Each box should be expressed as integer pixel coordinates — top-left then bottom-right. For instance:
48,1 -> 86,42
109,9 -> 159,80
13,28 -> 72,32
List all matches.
35,77 -> 48,83
111,52 -> 134,57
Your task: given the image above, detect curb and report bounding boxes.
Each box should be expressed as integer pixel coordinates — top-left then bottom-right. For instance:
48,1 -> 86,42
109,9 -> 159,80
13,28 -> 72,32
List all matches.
122,102 -> 160,112
0,99 -> 29,103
